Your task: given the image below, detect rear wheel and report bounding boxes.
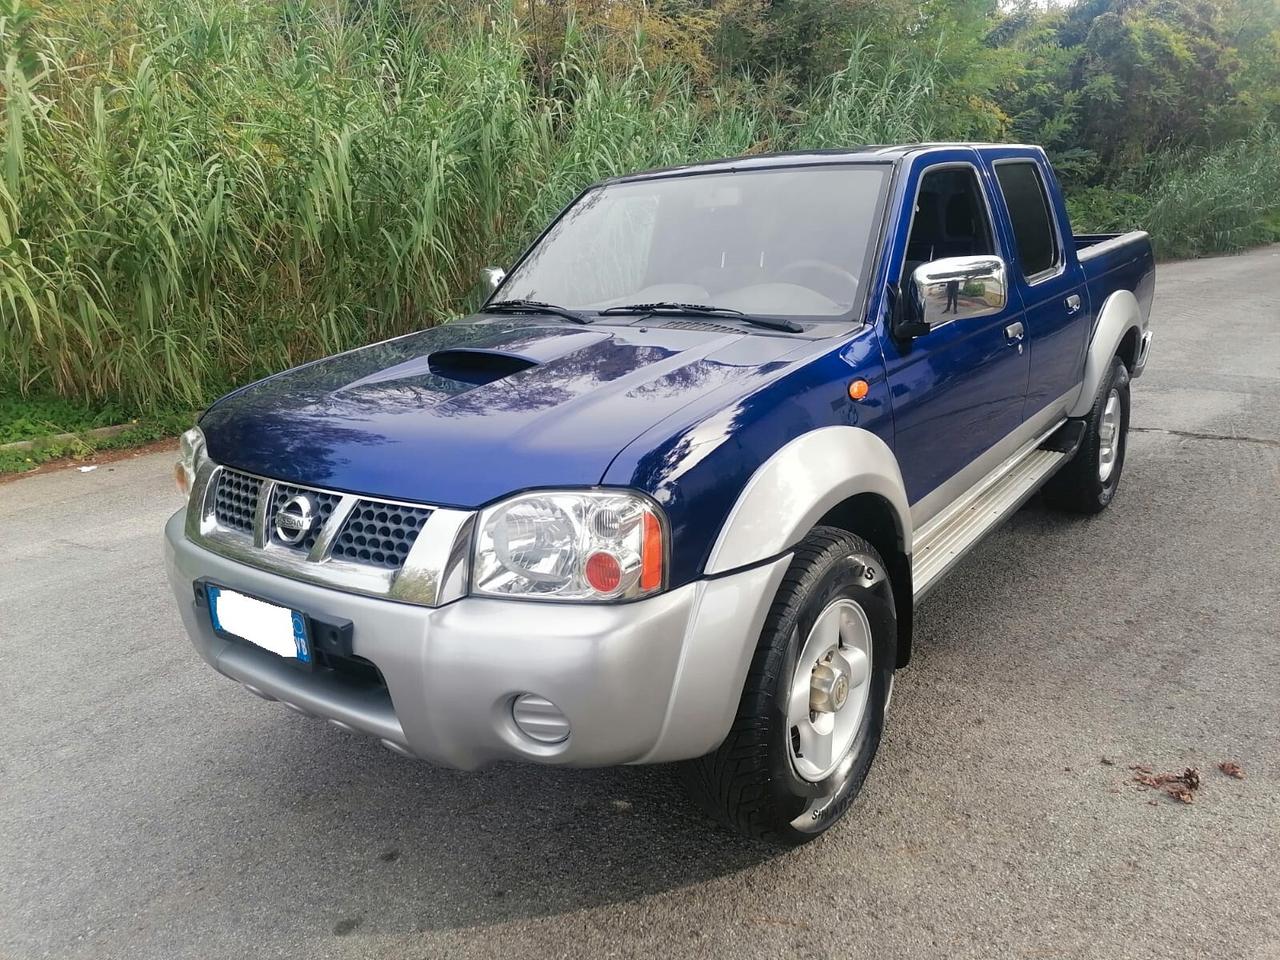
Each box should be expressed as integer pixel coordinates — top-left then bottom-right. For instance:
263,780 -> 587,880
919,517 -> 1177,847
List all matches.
680,528 -> 896,845
1043,355 -> 1131,514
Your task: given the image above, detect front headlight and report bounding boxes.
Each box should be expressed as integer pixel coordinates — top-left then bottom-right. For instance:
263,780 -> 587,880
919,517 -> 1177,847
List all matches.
472,490 -> 666,602
174,426 -> 207,497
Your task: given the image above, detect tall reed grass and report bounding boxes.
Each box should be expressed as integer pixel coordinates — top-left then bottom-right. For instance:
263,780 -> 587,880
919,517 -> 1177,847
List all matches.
0,0 -> 946,408
1143,135 -> 1280,259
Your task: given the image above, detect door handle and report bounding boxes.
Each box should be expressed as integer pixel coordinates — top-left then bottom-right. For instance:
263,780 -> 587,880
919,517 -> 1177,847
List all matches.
1004,321 -> 1025,342
1065,294 -> 1082,314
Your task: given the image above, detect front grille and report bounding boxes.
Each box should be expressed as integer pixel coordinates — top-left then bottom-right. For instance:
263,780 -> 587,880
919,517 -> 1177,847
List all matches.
332,501 -> 432,569
193,465 -> 468,606
213,469 -> 260,533
205,468 -> 433,576
267,483 -> 342,552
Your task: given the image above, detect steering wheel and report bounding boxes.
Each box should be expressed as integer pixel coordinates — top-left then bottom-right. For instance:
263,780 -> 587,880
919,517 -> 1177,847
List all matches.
777,259 -> 860,304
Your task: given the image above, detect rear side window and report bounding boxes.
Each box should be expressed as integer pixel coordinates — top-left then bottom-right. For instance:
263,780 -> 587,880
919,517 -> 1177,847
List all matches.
995,161 -> 1060,279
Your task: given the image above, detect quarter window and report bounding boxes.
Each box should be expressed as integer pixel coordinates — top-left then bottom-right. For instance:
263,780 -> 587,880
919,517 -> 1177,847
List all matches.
995,161 -> 1060,279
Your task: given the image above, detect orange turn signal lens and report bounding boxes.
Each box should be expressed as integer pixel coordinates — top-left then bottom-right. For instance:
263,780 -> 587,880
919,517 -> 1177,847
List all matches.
848,379 -> 869,401
640,511 -> 663,591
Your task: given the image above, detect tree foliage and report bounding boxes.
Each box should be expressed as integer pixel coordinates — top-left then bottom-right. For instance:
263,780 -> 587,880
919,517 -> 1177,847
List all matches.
699,0 -> 1280,188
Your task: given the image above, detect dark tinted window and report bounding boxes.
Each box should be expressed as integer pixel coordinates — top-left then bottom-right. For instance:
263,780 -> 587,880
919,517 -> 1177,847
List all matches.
902,166 -> 996,282
995,161 -> 1060,278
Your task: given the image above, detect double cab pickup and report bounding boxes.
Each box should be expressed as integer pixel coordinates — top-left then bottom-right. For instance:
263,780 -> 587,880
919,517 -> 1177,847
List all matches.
166,143 -> 1154,843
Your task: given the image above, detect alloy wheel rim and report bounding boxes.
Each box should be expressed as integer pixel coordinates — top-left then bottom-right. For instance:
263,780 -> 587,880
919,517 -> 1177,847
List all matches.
787,598 -> 874,783
1098,389 -> 1122,483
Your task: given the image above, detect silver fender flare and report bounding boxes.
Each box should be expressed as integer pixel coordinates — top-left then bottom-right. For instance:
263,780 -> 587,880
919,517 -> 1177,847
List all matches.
1068,290 -> 1145,418
704,425 -> 912,576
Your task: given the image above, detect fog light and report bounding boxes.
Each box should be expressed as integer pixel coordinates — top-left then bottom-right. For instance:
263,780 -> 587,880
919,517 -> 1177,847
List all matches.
511,694 -> 570,744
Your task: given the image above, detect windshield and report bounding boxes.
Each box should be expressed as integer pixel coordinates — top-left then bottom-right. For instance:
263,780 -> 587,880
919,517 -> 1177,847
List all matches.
499,164 -> 890,320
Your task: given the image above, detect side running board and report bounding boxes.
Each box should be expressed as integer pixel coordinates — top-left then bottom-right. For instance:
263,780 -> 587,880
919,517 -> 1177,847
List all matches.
911,423 -> 1078,602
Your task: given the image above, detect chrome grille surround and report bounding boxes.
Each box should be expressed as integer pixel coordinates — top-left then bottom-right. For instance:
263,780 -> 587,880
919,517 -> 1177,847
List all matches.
185,461 -> 474,607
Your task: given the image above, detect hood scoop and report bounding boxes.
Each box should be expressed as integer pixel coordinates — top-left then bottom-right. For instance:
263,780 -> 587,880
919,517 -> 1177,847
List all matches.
428,348 -> 539,386
425,329 -> 614,386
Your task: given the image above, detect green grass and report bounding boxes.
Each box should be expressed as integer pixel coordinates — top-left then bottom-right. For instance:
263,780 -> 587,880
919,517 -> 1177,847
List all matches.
0,407 -> 194,473
0,393 -> 138,444
1142,137 -> 1280,259
0,390 -> 196,475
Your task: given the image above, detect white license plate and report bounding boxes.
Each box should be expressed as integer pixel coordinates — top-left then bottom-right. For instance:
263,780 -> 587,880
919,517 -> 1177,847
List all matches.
206,585 -> 311,662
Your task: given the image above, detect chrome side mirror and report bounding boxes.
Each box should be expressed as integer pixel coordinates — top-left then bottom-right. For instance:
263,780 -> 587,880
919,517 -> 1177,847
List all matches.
481,266 -> 506,295
896,255 -> 1008,339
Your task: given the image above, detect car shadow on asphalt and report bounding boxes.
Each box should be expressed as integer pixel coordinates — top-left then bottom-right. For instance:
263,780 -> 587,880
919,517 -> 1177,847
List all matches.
195,720 -> 776,933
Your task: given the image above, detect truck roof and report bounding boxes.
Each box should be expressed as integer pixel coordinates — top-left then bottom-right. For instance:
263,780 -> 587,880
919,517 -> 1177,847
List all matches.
605,143 -> 1042,184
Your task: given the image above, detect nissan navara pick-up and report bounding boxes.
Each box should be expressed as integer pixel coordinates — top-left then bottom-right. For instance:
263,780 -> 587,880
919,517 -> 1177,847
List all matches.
166,144 -> 1155,844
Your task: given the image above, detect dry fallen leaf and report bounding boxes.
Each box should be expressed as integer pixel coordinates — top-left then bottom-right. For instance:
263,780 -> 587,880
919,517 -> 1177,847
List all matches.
1132,766 -> 1201,803
1218,761 -> 1245,780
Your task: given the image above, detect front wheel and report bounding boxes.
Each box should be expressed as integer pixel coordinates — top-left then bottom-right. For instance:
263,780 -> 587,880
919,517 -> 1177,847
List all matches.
1043,355 -> 1131,514
680,528 -> 896,845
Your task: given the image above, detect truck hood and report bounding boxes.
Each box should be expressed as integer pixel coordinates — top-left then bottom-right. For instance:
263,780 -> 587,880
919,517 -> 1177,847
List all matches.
200,317 -> 804,506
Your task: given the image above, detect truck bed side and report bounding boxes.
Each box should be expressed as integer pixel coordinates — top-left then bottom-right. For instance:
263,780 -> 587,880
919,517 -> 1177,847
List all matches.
1077,230 -> 1156,335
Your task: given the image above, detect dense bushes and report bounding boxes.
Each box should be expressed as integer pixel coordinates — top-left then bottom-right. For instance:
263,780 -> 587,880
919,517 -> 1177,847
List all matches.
1066,134 -> 1280,258
0,0 -> 1278,410
1139,138 -> 1280,259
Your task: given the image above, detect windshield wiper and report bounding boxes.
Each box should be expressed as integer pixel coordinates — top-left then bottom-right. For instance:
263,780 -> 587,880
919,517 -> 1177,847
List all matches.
482,299 -> 591,325
598,302 -> 803,333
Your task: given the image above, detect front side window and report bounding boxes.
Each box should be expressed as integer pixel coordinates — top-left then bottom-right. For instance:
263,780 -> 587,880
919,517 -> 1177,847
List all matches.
995,161 -> 1061,279
901,165 -> 997,284
501,165 -> 890,320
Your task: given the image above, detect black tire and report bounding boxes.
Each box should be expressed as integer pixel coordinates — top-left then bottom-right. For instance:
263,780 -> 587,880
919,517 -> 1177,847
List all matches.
680,527 -> 896,845
1043,356 -> 1131,514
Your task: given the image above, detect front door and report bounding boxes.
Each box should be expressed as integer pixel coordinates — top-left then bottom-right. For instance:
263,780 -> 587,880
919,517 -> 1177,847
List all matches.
878,153 -> 1031,513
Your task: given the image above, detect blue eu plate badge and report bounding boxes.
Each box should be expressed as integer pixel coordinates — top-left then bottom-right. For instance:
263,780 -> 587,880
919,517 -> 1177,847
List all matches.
207,585 -> 311,663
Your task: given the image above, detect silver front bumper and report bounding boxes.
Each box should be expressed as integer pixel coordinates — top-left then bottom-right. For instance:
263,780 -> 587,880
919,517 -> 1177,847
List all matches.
164,509 -> 789,769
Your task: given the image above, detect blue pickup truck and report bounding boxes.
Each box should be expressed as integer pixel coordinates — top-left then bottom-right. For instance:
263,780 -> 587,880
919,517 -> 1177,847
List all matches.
166,143 -> 1154,844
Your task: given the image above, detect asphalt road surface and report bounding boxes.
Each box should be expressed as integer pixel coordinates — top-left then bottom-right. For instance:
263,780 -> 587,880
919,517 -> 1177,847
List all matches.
3,248 -> 1279,960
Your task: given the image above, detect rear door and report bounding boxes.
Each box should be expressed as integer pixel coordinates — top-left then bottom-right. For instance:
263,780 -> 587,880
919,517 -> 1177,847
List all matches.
987,150 -> 1089,420
878,149 -> 1031,511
